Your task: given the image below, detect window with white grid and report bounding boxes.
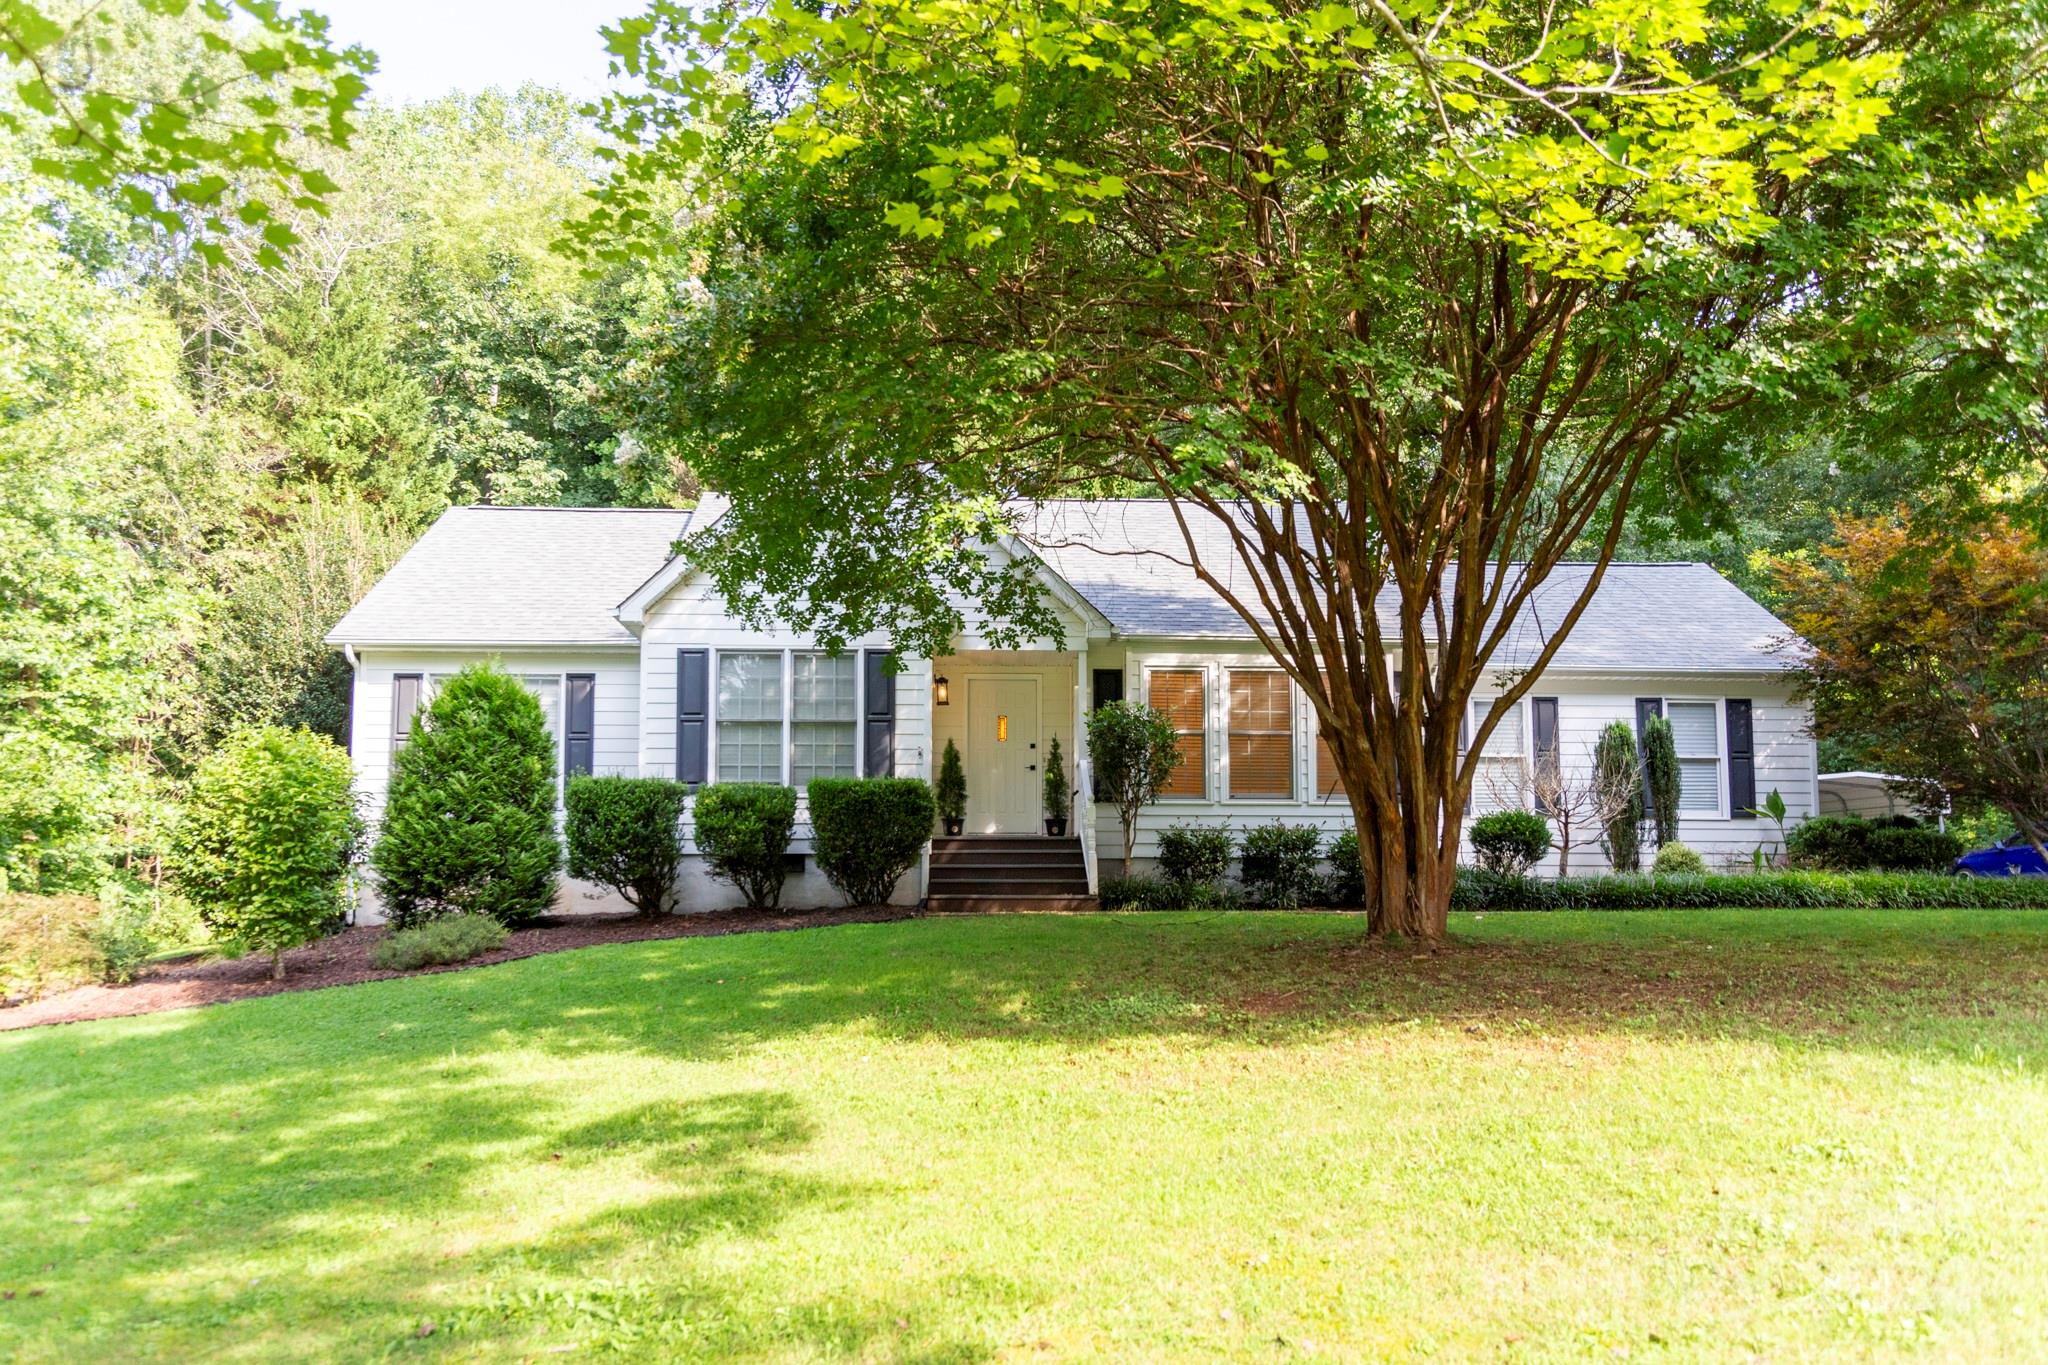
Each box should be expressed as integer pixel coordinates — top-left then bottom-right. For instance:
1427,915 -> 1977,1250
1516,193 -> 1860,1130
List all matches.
717,652 -> 784,783
791,652 -> 858,786
1470,698 -> 1526,812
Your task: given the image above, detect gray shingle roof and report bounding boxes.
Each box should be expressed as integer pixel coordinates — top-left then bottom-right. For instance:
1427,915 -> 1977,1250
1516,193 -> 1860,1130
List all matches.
1019,500 -> 1798,671
328,499 -> 1799,672
325,506 -> 691,646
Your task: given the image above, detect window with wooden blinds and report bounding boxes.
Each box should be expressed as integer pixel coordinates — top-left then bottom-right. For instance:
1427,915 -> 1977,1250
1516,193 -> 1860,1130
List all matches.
1148,668 -> 1206,797
1228,671 -> 1292,798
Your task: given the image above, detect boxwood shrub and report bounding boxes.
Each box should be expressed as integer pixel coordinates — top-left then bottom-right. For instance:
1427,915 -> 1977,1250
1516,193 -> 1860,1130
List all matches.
1158,822 -> 1233,890
692,782 -> 798,909
1468,810 -> 1551,876
1786,815 -> 1964,873
566,775 -> 690,914
1326,830 -> 1366,907
808,777 -> 937,906
1451,869 -> 2048,912
1239,822 -> 1323,909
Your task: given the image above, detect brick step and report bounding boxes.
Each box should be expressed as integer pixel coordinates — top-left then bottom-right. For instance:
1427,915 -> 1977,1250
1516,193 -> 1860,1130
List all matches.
927,894 -> 1098,913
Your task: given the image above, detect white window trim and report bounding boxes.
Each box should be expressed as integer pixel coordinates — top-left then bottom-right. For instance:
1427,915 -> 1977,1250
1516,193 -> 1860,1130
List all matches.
1142,663 -> 1210,801
709,647 -> 867,788
1463,694 -> 1531,814
1223,667 -> 1295,802
1657,696 -> 1729,821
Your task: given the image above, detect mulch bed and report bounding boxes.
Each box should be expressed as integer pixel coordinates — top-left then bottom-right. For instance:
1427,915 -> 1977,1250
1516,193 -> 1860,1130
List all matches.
0,906 -> 916,1033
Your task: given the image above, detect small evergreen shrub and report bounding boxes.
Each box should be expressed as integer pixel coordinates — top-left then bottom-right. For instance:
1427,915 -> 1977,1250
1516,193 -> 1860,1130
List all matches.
1158,822 -> 1233,890
809,777 -> 937,906
692,782 -> 798,909
1043,734 -> 1070,824
1449,869 -> 2048,911
371,665 -> 560,928
566,775 -> 690,914
173,725 -> 361,979
368,913 -> 509,970
1642,714 -> 1680,848
1651,841 -> 1707,875
1238,822 -> 1323,909
1099,874 -> 1178,911
1787,815 -> 1965,872
935,740 -> 967,824
1594,722 -> 1643,872
1326,829 -> 1366,907
1468,810 -> 1551,877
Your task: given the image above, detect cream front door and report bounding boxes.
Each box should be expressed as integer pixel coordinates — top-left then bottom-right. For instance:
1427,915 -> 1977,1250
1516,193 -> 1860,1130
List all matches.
965,677 -> 1042,834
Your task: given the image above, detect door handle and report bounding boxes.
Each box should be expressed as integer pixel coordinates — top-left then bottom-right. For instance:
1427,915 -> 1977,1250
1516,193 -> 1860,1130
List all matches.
1027,764 -> 1037,772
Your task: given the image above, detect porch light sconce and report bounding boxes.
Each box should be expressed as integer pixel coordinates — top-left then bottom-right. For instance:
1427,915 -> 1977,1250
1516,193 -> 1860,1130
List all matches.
933,675 -> 951,707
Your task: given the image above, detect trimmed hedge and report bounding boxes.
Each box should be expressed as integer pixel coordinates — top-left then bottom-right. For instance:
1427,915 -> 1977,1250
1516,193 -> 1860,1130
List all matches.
809,777 -> 937,906
1239,822 -> 1323,909
1326,830 -> 1366,907
1452,869 -> 2048,911
1786,815 -> 1964,873
1651,841 -> 1708,875
693,782 -> 798,910
1469,810 -> 1551,877
1157,822 -> 1232,889
566,776 -> 690,914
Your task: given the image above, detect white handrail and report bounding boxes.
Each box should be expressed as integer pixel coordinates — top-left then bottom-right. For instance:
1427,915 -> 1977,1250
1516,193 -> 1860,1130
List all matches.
1073,757 -> 1097,894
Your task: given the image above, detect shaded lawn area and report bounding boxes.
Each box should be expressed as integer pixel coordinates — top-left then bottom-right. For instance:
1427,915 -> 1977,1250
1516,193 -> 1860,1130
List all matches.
5,911 -> 2048,1361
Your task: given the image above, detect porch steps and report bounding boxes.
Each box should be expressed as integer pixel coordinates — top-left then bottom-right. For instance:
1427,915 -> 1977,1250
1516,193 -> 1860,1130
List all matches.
926,836 -> 1093,910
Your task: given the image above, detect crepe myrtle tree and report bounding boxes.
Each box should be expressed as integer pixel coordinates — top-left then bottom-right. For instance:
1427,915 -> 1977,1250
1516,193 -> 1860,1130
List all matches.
578,0 -> 2040,938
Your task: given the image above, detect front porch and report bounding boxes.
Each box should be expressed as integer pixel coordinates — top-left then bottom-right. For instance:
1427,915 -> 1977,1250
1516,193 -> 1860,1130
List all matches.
920,647 -> 1099,904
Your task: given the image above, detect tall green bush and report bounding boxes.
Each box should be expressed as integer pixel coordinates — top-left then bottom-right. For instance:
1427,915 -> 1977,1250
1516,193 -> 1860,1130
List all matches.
1594,722 -> 1643,873
171,726 -> 361,979
935,739 -> 967,825
1642,714 -> 1680,848
693,782 -> 798,909
370,664 -> 560,928
565,775 -> 690,914
1043,734 -> 1070,824
1158,822 -> 1232,890
809,777 -> 937,906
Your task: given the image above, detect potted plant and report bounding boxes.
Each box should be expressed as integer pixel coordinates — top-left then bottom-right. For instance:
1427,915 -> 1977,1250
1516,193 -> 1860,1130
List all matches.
936,738 -> 967,836
1043,734 -> 1070,837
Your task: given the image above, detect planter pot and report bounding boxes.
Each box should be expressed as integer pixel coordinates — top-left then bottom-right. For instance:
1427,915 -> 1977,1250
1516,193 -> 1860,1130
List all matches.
1044,817 -> 1068,837
942,816 -> 964,837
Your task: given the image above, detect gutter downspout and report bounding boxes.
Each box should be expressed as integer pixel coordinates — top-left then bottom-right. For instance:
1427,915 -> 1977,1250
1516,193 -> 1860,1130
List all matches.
341,642 -> 361,924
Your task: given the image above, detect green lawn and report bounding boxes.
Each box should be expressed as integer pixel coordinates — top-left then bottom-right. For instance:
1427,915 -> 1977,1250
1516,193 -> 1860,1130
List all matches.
7,911 -> 2048,1361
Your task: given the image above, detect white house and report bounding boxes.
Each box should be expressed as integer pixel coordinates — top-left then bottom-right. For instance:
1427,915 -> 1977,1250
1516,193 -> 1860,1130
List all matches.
325,499 -> 1817,917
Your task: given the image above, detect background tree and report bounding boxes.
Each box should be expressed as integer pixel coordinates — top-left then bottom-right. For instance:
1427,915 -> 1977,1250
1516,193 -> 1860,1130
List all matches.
371,665 -> 561,927
1087,702 -> 1183,877
1594,723 -> 1644,874
1781,513 -> 2048,861
581,0 -> 2024,938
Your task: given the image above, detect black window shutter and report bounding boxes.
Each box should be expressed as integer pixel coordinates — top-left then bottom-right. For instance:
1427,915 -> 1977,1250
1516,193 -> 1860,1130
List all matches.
391,674 -> 422,759
1532,697 -> 1560,815
863,650 -> 895,777
1091,668 -> 1123,711
676,649 -> 709,785
1634,697 -> 1663,823
1726,698 -> 1756,817
565,674 -> 595,778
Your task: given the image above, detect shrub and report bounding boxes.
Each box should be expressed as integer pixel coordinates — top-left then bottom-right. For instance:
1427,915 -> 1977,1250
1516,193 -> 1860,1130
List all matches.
1449,869 -> 2048,911
1594,722 -> 1643,872
173,726 -> 360,979
935,740 -> 967,823
1786,815 -> 1966,872
1651,841 -> 1708,875
1326,829 -> 1366,907
565,776 -> 690,914
1099,874 -> 1178,911
86,900 -> 157,984
809,777 -> 937,906
368,913 -> 509,970
1157,822 -> 1232,890
1238,822 -> 1323,909
1043,734 -> 1070,824
692,782 -> 798,909
1089,700 -> 1183,875
372,665 -> 560,928
0,893 -> 108,1001
1642,714 -> 1680,848
1468,810 -> 1551,877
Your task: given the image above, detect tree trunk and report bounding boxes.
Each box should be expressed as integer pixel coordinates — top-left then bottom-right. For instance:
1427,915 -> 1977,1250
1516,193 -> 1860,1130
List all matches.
1121,808 -> 1137,877
1354,791 -> 1455,941
1556,815 -> 1571,877
271,948 -> 286,981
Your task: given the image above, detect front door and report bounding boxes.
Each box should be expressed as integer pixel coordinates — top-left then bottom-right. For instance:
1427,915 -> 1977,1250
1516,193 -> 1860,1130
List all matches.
965,677 -> 1042,834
